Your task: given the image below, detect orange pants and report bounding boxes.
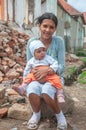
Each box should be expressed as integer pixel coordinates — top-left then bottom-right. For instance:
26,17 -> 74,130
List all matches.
24,66 -> 62,89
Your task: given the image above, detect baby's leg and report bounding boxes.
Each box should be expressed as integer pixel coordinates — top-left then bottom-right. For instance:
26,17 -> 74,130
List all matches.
57,89 -> 65,103
12,83 -> 27,96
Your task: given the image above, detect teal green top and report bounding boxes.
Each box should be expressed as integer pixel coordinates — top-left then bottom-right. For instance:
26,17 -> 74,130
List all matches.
26,35 -> 65,77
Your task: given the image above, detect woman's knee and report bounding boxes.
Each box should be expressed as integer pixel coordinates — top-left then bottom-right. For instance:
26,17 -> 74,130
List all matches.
42,82 -> 56,99
26,81 -> 41,96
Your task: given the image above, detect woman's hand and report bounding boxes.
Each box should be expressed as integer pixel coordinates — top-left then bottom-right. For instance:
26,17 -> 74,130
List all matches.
31,67 -> 48,80
31,66 -> 55,82
48,67 -> 55,75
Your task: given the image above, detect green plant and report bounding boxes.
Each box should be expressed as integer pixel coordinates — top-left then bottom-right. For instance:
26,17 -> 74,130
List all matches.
67,66 -> 77,75
81,57 -> 86,63
76,49 -> 86,57
77,71 -> 86,84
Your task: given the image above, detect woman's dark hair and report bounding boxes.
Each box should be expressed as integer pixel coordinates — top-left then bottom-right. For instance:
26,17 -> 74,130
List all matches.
35,12 -> 58,27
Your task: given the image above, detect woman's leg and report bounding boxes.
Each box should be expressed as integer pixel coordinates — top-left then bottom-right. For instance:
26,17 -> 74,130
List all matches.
29,93 -> 41,112
42,82 -> 60,113
42,93 -> 60,113
26,81 -> 42,112
26,81 -> 42,129
42,82 -> 67,129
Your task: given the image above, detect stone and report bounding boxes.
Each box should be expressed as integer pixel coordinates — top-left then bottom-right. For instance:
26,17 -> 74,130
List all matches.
6,69 -> 20,80
8,103 -> 32,120
60,92 -> 75,114
41,92 -> 74,119
6,88 -> 19,95
0,86 -> 6,105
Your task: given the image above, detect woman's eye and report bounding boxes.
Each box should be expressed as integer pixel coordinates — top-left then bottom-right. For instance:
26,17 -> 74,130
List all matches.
43,25 -> 54,29
43,25 -> 47,28
48,25 -> 55,29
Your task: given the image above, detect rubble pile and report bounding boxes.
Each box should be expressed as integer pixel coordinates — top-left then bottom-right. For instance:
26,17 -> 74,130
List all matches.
66,52 -> 80,63
0,21 -> 29,87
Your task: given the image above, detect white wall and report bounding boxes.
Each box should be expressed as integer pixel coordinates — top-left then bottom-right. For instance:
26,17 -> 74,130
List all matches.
46,0 -> 57,16
15,0 -> 25,26
34,0 -> 41,20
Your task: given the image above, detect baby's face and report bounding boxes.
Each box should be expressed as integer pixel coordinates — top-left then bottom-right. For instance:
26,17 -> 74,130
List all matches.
34,47 -> 46,60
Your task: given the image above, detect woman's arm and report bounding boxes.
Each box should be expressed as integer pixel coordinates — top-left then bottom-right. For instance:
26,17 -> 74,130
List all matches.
51,36 -> 65,76
57,37 -> 65,75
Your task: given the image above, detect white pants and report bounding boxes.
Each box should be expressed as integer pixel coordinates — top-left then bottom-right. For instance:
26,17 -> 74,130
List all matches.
26,81 -> 57,99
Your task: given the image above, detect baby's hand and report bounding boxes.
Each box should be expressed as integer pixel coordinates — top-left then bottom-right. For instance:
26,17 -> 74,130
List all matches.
37,77 -> 46,84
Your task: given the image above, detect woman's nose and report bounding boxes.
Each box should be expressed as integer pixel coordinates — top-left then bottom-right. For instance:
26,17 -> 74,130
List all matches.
46,27 -> 50,32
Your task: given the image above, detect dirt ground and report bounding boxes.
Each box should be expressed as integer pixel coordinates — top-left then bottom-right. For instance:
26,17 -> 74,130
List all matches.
0,82 -> 86,130
65,83 -> 86,130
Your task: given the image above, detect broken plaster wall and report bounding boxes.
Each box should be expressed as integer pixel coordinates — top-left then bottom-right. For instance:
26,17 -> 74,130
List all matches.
0,0 -> 4,20
7,0 -> 13,21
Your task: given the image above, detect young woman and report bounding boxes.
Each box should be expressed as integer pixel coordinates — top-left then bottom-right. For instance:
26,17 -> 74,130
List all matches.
25,12 -> 67,130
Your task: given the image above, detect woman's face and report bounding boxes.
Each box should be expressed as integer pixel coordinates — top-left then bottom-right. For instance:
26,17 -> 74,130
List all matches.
39,19 -> 56,40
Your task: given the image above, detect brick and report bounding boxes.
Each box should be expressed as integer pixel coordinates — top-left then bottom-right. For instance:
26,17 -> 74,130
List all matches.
0,86 -> 5,99
0,108 -> 8,118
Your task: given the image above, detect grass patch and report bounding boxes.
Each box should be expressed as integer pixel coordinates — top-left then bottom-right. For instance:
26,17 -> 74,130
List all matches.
77,71 -> 86,84
81,57 -> 86,63
67,66 -> 77,75
76,49 -> 86,57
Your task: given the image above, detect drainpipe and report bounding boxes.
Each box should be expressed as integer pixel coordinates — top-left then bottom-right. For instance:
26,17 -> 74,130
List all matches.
75,22 -> 78,52
13,0 -> 15,22
7,0 -> 9,20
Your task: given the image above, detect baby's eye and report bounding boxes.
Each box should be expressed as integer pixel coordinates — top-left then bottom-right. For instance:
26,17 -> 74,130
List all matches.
37,50 -> 41,53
